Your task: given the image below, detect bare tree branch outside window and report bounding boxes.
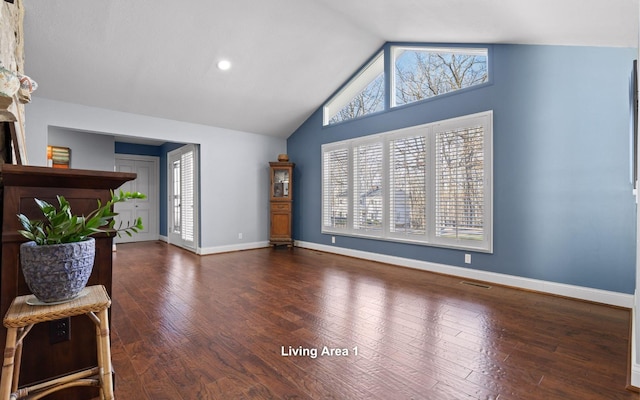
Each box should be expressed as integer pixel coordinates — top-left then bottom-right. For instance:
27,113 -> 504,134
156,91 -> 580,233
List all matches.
395,50 -> 488,106
323,149 -> 349,228
330,74 -> 385,124
435,127 -> 484,240
390,136 -> 426,235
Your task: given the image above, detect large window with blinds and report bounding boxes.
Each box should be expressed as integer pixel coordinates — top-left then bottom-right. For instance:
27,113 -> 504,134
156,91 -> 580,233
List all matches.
321,111 -> 492,252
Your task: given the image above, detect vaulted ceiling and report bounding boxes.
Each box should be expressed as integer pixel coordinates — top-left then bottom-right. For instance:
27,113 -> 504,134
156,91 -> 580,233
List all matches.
23,0 -> 639,139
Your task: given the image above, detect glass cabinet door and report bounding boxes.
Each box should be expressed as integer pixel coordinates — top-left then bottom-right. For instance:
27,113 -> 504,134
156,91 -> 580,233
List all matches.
272,168 -> 290,198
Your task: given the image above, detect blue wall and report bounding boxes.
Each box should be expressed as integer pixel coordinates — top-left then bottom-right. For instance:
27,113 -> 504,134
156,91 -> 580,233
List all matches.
287,44 -> 637,294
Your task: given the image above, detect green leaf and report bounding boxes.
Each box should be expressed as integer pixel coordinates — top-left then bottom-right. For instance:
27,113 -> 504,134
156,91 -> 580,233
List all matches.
16,190 -> 147,245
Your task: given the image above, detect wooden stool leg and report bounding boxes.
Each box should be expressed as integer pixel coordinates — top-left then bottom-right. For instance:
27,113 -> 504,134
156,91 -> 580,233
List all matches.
0,328 -> 18,400
94,316 -> 104,400
10,328 -> 24,395
95,309 -> 114,400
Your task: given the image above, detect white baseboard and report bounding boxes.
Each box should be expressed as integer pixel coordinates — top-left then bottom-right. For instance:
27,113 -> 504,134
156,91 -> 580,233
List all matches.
295,240 -> 634,308
198,241 -> 270,255
159,236 -> 268,255
149,237 -> 633,308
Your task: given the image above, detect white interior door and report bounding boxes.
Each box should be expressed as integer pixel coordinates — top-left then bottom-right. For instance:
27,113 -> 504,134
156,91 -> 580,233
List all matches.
114,155 -> 159,243
168,144 -> 198,250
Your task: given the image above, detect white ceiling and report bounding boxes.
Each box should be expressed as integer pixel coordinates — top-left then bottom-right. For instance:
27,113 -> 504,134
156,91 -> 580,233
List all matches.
23,0 -> 639,139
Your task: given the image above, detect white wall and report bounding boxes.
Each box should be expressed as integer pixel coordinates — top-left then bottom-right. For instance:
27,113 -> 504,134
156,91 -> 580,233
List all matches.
25,97 -> 286,252
48,126 -> 115,171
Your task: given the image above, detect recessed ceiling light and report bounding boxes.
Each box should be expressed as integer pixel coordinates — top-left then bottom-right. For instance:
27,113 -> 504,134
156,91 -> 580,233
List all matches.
217,60 -> 232,71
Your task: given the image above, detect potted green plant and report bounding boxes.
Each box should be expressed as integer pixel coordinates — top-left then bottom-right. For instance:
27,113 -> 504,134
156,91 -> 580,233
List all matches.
17,190 -> 146,304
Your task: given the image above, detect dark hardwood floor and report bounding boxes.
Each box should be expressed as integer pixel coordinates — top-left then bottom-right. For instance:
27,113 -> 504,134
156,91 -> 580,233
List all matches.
110,241 -> 638,399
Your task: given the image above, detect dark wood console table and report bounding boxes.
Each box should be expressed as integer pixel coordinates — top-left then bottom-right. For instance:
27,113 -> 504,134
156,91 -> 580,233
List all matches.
0,164 -> 136,400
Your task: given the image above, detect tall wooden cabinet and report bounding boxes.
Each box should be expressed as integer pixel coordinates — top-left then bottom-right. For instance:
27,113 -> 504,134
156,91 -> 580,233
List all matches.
0,164 -> 136,400
269,161 -> 294,247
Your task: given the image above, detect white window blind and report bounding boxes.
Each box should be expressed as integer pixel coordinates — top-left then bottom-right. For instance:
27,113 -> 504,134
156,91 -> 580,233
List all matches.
321,111 -> 492,252
389,135 -> 427,237
172,159 -> 181,234
353,142 -> 383,232
181,150 -> 194,242
435,125 -> 485,242
322,148 -> 349,229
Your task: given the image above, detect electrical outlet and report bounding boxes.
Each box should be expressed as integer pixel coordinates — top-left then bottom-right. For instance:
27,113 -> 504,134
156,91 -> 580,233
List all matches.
238,233 -> 243,239
465,254 -> 471,264
49,317 -> 70,344
331,236 -> 335,244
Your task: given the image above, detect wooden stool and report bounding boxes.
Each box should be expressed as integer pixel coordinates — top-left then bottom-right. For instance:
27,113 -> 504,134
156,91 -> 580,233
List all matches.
0,285 -> 114,400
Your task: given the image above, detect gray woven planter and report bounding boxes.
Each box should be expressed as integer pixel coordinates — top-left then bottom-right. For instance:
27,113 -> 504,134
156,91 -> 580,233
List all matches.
19,238 -> 96,303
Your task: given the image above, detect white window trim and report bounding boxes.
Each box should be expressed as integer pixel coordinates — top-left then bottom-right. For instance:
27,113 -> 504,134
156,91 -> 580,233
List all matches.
321,111 -> 493,253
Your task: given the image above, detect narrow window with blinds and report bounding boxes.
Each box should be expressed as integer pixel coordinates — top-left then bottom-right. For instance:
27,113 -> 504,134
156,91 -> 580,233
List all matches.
321,111 -> 492,252
435,125 -> 484,243
172,159 -> 181,234
322,148 -> 349,229
389,135 -> 427,237
353,142 -> 383,233
180,150 -> 195,242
